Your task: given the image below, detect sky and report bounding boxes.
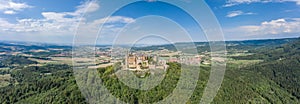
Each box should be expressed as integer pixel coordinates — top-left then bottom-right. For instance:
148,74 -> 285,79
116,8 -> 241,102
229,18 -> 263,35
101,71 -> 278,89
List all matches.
0,0 -> 299,44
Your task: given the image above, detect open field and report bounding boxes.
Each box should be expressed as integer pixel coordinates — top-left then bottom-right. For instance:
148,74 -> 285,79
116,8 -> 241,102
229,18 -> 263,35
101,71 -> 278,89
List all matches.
0,68 -> 9,71
227,53 -> 254,57
29,57 -> 95,65
0,74 -> 11,88
228,58 -> 263,68
29,58 -> 55,63
88,63 -> 114,69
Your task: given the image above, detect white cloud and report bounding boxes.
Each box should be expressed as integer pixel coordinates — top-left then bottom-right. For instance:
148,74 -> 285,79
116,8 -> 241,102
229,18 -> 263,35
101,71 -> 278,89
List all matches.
278,0 -> 300,5
82,16 -> 136,38
0,0 -> 137,43
0,0 -> 134,37
0,1 -> 95,33
0,0 -> 32,14
3,10 -> 16,14
228,18 -> 300,36
92,16 -> 135,24
226,10 -> 255,17
0,18 -> 14,31
146,0 -> 157,2
74,0 -> 100,15
224,0 -> 300,7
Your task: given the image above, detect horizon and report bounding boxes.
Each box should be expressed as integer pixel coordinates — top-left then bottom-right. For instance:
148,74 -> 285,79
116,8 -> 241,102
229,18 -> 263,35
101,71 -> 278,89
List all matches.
0,36 -> 299,46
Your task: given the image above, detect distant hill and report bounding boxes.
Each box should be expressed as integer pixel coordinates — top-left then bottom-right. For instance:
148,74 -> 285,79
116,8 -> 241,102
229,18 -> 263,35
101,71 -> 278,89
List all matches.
0,41 -> 72,52
225,38 -> 298,46
133,37 -> 299,53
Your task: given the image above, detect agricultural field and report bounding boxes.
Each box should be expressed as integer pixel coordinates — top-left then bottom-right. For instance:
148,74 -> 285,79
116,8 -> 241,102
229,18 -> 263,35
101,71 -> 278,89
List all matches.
0,74 -> 11,88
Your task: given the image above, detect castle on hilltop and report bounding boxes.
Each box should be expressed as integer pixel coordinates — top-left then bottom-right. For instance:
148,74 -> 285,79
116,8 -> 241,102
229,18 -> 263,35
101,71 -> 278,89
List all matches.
126,53 -> 149,69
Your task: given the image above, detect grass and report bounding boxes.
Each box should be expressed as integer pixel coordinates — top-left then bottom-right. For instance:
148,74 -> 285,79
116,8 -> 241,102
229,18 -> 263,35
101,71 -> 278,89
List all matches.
227,58 -> 263,68
29,57 -> 94,65
0,74 -> 11,87
227,52 -> 254,57
0,68 -> 9,71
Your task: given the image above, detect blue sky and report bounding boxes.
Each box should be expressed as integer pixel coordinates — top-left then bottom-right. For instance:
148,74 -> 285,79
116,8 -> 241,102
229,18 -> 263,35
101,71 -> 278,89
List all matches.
0,0 -> 299,44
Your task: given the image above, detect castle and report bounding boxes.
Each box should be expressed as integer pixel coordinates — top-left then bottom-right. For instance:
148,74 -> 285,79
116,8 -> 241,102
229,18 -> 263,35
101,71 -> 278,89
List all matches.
126,54 -> 149,69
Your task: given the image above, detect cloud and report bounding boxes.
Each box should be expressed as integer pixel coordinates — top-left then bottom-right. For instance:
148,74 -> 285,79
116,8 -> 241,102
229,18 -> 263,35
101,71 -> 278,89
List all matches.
145,0 -> 157,2
83,16 -> 136,38
3,10 -> 16,14
226,10 -> 255,17
227,18 -> 300,36
0,0 -> 134,36
0,0 -> 137,43
92,16 -> 135,24
0,0 -> 32,14
284,0 -> 300,5
41,0 -> 100,20
0,0 -> 97,33
224,0 -> 300,7
74,0 -> 100,15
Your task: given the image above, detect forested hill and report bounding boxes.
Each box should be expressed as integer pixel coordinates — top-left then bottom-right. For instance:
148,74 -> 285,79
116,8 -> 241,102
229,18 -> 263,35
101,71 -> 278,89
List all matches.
245,38 -> 300,99
231,37 -> 300,60
223,38 -> 300,101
